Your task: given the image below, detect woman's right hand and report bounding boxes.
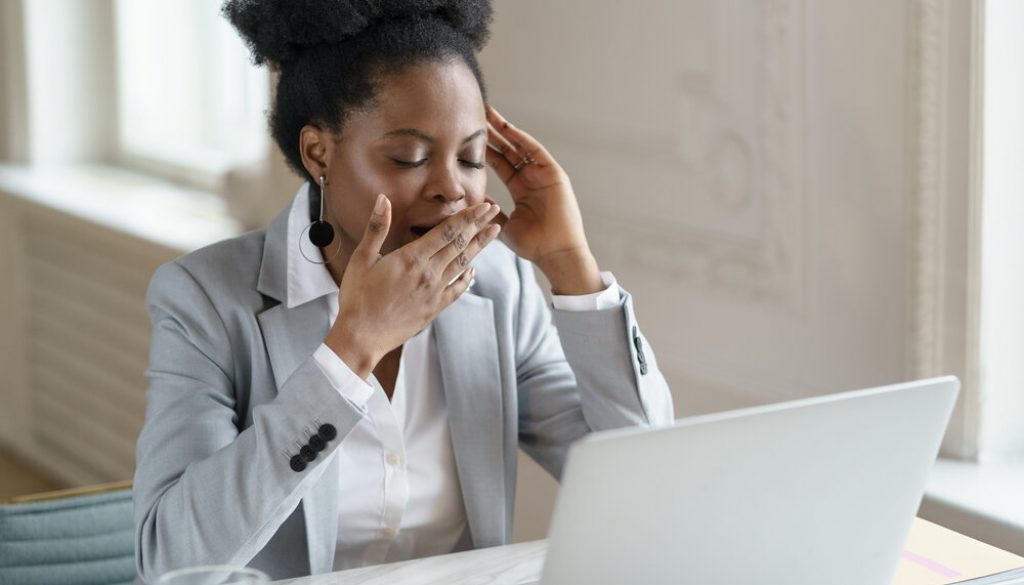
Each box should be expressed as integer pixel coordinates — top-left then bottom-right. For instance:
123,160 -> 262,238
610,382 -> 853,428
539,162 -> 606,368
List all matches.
324,193 -> 502,379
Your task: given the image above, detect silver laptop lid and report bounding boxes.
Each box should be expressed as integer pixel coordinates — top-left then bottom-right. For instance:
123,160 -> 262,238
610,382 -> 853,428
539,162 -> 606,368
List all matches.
540,376 -> 959,585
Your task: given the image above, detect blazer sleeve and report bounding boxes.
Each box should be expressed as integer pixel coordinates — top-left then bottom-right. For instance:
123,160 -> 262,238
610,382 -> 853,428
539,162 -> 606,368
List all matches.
132,261 -> 363,581
514,257 -> 674,479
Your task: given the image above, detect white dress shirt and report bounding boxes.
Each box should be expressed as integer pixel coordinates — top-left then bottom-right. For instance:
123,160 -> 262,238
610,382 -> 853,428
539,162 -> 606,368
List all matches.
285,184 -> 627,570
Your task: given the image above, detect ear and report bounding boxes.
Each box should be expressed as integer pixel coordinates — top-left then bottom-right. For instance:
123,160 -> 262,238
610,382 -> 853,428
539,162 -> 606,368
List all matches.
299,124 -> 333,180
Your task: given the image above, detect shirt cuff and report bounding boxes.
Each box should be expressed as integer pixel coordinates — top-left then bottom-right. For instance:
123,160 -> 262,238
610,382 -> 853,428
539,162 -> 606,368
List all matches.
550,271 -> 622,312
313,343 -> 374,411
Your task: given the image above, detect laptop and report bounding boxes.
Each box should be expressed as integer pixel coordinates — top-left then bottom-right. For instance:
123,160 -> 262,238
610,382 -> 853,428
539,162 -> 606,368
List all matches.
532,376 -> 960,585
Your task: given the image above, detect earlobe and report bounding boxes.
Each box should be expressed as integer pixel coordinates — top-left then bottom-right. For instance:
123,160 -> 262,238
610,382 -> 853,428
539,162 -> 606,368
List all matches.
299,124 -> 331,179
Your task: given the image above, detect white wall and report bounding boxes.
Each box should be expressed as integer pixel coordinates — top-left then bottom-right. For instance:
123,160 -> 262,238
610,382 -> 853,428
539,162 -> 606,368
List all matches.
479,0 -> 979,542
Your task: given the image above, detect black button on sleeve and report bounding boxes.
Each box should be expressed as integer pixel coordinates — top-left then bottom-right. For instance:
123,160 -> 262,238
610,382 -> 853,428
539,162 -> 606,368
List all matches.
300,445 -> 317,463
289,455 -> 307,472
309,435 -> 326,452
318,423 -> 337,442
632,326 -> 648,375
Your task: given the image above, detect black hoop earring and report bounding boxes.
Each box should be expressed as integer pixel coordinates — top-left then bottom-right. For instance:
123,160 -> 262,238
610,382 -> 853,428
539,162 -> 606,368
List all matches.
299,175 -> 341,264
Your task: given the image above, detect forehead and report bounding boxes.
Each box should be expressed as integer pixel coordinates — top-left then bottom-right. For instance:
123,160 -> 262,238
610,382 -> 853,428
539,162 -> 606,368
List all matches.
349,59 -> 485,139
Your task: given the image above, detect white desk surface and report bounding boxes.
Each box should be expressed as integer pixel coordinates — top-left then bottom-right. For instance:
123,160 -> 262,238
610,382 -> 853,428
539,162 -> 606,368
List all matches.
274,541 -> 545,585
272,517 -> 1024,585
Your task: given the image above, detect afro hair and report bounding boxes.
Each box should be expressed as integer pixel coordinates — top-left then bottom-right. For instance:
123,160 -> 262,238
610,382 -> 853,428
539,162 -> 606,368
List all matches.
221,0 -> 494,184
223,0 -> 493,69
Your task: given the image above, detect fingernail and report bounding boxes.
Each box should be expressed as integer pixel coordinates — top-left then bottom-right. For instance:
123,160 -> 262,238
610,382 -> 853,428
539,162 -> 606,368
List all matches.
474,203 -> 492,218
374,193 -> 386,215
486,224 -> 501,238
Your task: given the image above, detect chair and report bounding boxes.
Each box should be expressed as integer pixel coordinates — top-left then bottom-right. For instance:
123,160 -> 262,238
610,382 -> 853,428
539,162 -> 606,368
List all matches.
0,480 -> 135,585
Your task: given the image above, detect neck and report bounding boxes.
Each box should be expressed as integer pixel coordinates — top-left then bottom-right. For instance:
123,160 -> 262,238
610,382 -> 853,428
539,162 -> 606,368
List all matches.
321,233 -> 357,288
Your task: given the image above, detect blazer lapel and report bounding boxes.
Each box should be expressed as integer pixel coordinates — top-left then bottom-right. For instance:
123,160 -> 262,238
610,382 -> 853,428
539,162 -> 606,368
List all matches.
255,200 -> 340,575
255,203 -> 332,395
434,292 -> 506,547
257,299 -> 329,392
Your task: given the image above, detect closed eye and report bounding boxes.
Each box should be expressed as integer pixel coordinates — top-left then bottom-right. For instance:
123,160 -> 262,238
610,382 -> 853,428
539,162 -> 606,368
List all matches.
392,158 -> 485,170
393,158 -> 427,168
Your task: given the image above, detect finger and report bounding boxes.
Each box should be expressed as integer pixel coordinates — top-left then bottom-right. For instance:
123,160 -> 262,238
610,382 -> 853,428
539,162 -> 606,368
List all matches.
487,121 -> 539,174
480,194 -> 509,243
486,147 -> 518,184
415,201 -> 494,257
492,209 -> 510,247
355,193 -> 390,264
481,195 -> 511,229
491,208 -> 509,229
441,223 -> 501,285
487,105 -> 555,165
431,203 -> 501,267
441,266 -> 476,306
487,123 -> 520,162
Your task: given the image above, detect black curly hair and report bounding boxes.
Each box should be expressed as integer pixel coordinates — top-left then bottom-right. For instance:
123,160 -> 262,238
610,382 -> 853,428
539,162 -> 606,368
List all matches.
222,0 -> 494,185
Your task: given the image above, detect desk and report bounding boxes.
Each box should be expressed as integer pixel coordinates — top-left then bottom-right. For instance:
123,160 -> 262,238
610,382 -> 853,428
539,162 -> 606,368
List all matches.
275,518 -> 1024,585
276,541 -> 544,584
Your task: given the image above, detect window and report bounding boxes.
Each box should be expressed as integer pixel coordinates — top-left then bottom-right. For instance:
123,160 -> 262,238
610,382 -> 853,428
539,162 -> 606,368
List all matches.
978,0 -> 1024,465
114,0 -> 269,188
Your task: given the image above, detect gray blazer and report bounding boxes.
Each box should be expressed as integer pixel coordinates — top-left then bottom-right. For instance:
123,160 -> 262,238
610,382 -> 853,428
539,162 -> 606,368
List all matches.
133,203 -> 670,582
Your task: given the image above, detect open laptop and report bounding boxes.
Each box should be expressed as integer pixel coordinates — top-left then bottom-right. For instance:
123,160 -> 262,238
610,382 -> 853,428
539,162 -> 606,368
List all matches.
532,376 -> 960,585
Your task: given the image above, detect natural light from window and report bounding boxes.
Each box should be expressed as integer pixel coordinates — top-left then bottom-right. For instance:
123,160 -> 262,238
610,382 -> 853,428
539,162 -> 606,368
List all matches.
978,0 -> 1024,466
114,0 -> 269,180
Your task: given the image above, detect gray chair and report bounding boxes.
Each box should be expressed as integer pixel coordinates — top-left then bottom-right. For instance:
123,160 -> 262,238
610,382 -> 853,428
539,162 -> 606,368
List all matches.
0,481 -> 134,585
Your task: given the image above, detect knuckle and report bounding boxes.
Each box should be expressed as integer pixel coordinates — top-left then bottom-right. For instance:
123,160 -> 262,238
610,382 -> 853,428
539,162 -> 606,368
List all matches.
401,252 -> 419,271
455,233 -> 467,250
442,225 -> 457,242
368,219 -> 384,234
458,253 -> 469,267
418,269 -> 433,289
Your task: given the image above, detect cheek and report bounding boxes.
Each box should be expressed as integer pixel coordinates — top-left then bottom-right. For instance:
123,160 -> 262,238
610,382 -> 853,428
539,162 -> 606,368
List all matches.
464,172 -> 488,203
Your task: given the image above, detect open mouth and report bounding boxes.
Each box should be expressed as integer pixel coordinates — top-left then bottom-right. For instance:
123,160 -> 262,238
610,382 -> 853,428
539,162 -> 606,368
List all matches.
410,225 -> 434,238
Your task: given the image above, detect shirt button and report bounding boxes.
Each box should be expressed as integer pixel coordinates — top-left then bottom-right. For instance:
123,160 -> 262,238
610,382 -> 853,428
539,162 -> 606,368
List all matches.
385,452 -> 402,466
379,526 -> 396,538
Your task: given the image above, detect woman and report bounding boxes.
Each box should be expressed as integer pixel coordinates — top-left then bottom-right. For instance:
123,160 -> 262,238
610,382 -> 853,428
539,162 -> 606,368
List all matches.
132,0 -> 673,581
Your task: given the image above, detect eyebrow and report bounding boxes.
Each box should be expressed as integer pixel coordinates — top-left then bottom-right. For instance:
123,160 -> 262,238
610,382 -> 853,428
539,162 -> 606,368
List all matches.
379,128 -> 486,145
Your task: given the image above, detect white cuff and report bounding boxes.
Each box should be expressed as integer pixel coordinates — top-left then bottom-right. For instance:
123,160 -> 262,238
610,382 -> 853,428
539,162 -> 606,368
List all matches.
550,271 -> 622,312
313,343 -> 374,411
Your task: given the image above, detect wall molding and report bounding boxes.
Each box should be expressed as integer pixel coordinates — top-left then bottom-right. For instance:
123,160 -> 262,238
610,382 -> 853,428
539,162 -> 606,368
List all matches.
512,0 -> 806,308
906,0 -> 985,459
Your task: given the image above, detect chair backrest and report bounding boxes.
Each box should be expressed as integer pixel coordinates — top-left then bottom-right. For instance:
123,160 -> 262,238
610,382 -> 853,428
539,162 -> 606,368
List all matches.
0,483 -> 135,585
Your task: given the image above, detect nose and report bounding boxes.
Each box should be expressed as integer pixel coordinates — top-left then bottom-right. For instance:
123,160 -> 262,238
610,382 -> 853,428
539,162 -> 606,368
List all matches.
422,162 -> 468,204
430,191 -> 464,204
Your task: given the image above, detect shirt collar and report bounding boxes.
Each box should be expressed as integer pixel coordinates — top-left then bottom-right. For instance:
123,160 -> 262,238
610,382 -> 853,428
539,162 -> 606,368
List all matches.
286,182 -> 339,309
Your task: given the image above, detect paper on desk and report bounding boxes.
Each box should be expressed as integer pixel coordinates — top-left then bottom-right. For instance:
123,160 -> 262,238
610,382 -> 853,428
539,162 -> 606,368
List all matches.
891,518 -> 1024,585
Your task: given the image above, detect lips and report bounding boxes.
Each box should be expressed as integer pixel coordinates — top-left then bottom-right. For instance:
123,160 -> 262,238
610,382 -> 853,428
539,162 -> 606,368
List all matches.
409,216 -> 450,239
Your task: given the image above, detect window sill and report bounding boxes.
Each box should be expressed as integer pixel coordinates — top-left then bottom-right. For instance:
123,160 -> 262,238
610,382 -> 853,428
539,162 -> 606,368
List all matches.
0,163 -> 242,253
920,458 -> 1024,556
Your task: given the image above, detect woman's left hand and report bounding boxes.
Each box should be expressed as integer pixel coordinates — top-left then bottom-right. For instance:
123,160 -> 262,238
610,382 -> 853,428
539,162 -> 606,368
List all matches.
485,106 -> 604,295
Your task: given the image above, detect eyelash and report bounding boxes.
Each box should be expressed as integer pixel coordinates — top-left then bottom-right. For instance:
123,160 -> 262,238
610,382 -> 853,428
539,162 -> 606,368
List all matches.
393,158 -> 485,170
